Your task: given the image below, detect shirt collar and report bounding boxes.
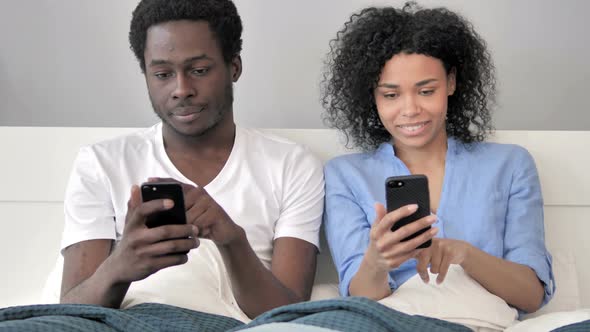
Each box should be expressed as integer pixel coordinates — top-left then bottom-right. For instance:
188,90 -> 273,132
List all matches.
375,136 -> 459,161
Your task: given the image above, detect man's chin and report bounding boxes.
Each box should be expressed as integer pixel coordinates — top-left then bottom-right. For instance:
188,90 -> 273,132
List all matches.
164,119 -> 219,138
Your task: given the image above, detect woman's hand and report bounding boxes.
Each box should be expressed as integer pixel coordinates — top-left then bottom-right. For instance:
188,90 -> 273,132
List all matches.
350,203 -> 438,299
415,238 -> 474,284
365,203 -> 438,273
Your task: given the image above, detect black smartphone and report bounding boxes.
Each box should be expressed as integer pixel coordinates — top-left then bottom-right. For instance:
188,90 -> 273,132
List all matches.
385,175 -> 432,248
141,182 -> 187,228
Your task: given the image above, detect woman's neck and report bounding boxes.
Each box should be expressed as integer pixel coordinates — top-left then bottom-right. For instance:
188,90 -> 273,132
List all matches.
394,133 -> 448,172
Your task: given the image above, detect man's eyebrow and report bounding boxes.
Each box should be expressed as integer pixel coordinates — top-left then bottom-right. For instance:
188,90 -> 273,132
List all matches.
149,59 -> 172,67
376,78 -> 439,89
182,55 -> 210,64
148,55 -> 210,67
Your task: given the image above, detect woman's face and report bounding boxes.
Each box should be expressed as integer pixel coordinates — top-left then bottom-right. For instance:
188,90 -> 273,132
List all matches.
374,53 -> 455,151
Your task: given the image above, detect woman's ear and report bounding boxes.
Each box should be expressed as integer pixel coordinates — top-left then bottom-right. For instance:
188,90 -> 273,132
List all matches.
230,55 -> 242,82
448,67 -> 457,96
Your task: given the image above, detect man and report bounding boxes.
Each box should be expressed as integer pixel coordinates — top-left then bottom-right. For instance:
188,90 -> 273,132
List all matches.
59,0 -> 323,322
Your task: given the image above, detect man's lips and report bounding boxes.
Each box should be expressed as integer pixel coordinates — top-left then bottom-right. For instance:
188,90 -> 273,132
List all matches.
171,105 -> 206,117
169,105 -> 206,123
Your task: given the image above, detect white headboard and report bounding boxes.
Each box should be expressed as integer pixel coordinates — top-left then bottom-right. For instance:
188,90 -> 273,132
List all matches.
0,127 -> 588,316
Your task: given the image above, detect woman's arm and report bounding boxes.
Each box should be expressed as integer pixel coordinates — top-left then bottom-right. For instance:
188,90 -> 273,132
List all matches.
462,246 -> 544,312
417,147 -> 554,313
416,238 -> 545,312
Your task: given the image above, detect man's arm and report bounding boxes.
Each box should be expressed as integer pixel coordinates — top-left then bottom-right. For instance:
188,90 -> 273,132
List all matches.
179,182 -> 319,318
60,186 -> 199,308
61,239 -> 130,308
219,234 -> 317,318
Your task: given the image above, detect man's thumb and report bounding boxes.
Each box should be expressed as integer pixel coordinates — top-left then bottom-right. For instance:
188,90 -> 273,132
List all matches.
127,185 -> 141,211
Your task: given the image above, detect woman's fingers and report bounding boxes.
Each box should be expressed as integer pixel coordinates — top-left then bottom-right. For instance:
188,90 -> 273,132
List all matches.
416,249 -> 432,283
374,204 -> 422,236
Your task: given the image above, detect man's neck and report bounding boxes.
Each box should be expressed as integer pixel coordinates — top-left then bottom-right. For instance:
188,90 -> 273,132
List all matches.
162,115 -> 236,159
161,115 -> 236,187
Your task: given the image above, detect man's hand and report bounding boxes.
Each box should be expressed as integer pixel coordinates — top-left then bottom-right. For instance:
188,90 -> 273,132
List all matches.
415,238 -> 473,284
105,185 -> 200,283
60,184 -> 200,308
365,203 -> 438,273
183,184 -> 244,246
146,178 -> 315,318
148,177 -> 244,246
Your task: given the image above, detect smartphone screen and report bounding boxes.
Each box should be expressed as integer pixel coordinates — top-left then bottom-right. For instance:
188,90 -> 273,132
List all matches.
141,182 -> 187,228
385,175 -> 432,248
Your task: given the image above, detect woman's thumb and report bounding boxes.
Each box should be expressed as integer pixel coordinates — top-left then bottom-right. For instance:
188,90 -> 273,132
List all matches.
374,202 -> 387,224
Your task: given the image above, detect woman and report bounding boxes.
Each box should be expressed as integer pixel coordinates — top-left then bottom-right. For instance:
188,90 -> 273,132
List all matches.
321,1 -> 555,325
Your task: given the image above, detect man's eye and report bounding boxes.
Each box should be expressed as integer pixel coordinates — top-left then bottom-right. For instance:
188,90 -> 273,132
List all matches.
192,68 -> 209,76
154,72 -> 172,80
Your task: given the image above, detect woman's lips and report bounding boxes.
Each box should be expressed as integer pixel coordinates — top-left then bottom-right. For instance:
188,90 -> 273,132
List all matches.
396,121 -> 430,136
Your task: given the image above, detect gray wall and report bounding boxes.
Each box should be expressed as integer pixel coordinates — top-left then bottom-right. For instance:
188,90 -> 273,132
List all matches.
1,0 -> 589,129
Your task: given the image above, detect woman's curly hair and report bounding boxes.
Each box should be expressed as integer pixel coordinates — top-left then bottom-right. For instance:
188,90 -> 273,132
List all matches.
321,2 -> 495,151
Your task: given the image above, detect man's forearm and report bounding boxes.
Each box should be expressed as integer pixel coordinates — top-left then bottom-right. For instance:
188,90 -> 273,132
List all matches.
61,262 -> 131,308
218,230 -> 301,318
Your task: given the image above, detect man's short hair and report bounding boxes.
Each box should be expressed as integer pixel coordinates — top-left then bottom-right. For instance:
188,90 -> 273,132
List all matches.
129,0 -> 243,72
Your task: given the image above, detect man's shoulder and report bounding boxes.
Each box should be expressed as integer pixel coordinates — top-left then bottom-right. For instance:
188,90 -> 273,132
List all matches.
237,126 -> 320,162
82,125 -> 158,157
238,127 -> 299,148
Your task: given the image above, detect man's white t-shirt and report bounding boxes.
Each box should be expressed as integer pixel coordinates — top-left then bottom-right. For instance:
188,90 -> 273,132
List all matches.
60,123 -> 325,322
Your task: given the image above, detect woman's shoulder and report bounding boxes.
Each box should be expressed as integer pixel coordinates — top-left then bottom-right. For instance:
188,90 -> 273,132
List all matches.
325,150 -> 378,173
457,142 -> 535,168
462,140 -> 533,163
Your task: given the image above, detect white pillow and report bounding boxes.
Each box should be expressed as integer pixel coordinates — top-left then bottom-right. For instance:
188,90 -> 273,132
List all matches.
378,265 -> 518,331
41,241 -> 250,322
522,248 -> 580,319
41,255 -> 62,304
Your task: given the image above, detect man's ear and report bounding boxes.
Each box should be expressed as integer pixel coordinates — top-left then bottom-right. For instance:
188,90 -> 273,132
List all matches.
448,67 -> 457,96
230,55 -> 242,82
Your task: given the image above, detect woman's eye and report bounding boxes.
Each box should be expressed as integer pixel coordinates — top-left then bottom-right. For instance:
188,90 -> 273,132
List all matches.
384,93 -> 398,99
420,89 -> 435,96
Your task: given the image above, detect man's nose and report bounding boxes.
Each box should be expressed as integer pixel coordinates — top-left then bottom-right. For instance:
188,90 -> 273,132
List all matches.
172,74 -> 196,99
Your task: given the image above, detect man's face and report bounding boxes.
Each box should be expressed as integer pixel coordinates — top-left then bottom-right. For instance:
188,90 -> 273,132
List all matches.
143,20 -> 241,137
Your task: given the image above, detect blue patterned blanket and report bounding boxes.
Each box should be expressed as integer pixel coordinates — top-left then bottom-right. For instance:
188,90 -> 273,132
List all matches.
1,297 -> 588,332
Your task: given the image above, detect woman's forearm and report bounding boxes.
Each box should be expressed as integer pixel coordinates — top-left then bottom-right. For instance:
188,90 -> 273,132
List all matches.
461,246 -> 544,313
349,256 -> 392,300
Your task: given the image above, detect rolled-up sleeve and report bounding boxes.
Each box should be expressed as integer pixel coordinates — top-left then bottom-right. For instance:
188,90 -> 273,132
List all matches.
503,147 -> 555,308
323,159 -> 395,296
